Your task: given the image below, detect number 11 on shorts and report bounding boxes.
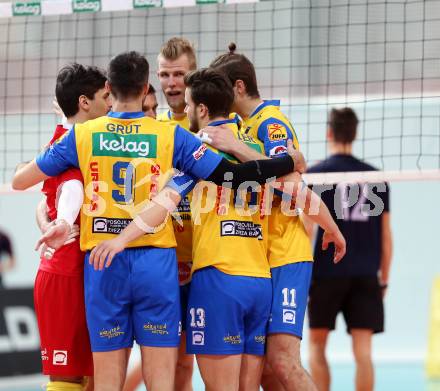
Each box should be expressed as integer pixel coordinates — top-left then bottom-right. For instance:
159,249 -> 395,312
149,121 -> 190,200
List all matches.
282,288 -> 296,308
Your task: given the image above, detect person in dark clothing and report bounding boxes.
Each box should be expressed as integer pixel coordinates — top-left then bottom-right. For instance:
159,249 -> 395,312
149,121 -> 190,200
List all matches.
0,230 -> 15,288
306,108 -> 393,391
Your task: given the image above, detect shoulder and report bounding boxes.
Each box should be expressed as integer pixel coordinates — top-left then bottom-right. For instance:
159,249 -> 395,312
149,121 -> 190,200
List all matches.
307,159 -> 332,173
157,111 -> 170,122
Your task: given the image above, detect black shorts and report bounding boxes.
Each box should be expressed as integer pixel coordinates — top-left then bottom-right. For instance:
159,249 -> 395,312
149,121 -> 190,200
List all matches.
308,276 -> 384,334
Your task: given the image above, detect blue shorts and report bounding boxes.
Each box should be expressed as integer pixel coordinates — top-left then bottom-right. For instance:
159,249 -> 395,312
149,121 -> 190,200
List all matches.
268,261 -> 313,338
84,247 -> 180,352
186,267 -> 271,356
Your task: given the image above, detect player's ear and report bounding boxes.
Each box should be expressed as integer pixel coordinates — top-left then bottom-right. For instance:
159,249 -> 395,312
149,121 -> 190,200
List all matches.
198,103 -> 208,119
326,127 -> 334,142
78,94 -> 90,112
235,80 -> 246,96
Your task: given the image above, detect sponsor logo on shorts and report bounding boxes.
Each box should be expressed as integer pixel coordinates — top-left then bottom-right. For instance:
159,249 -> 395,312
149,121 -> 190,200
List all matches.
178,321 -> 182,337
99,325 -> 124,339
192,144 -> 207,160
223,334 -> 241,345
269,145 -> 287,157
92,132 -> 157,158
220,220 -> 263,240
53,350 -> 67,366
254,335 -> 266,344
41,348 -> 48,361
192,331 -> 205,346
143,322 -> 169,335
267,123 -> 287,142
282,309 -> 296,325
93,217 -> 133,234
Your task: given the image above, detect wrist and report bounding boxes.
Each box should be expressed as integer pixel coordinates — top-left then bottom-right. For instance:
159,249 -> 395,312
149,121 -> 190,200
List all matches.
55,218 -> 71,230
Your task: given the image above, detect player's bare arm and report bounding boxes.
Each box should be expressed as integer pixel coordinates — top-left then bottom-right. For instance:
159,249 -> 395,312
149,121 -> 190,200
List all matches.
200,125 -> 308,174
380,212 -> 393,297
89,187 -> 182,271
12,159 -> 50,190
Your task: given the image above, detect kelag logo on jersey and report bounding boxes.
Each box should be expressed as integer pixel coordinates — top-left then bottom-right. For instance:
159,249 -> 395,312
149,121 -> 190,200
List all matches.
267,123 -> 287,141
92,133 -> 157,158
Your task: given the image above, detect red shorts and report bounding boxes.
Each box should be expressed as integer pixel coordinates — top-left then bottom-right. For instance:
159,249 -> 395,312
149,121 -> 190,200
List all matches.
34,270 -> 93,376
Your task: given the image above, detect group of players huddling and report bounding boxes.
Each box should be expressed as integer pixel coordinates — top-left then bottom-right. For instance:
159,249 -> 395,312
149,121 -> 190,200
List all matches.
13,38 -> 346,391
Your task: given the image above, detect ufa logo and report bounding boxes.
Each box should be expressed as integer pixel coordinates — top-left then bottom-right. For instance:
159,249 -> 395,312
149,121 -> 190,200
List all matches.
267,123 -> 287,141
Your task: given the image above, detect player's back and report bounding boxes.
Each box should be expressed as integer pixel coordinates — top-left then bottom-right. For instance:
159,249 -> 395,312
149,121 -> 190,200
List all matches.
191,118 -> 270,278
243,100 -> 313,268
308,154 -> 390,278
73,113 -> 178,251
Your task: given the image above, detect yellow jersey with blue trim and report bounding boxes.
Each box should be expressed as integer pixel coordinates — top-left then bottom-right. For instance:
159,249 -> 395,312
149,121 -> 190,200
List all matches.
242,100 -> 313,268
35,111 -> 223,251
191,118 -> 271,278
157,109 -> 190,130
157,110 -> 192,263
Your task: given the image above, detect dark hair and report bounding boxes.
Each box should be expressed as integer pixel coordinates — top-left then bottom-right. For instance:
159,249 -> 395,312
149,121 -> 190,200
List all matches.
328,108 -> 359,144
209,42 -> 260,99
108,51 -> 149,99
184,68 -> 234,119
148,84 -> 156,95
55,63 -> 107,117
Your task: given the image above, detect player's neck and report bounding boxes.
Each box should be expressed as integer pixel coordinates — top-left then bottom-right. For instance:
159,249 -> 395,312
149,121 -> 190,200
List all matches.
240,97 -> 264,119
67,112 -> 88,125
170,109 -> 186,120
205,115 -> 229,127
112,100 -> 143,113
329,142 -> 353,155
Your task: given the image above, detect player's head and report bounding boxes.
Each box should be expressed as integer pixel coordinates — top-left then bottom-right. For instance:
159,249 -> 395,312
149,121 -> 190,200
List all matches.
183,68 -> 234,133
157,37 -> 197,114
55,63 -> 111,120
327,107 -> 359,145
210,43 -> 260,112
108,51 -> 149,103
142,84 -> 158,118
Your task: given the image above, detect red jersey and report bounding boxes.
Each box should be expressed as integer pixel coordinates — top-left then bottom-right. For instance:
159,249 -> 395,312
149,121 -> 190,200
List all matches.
39,125 -> 85,277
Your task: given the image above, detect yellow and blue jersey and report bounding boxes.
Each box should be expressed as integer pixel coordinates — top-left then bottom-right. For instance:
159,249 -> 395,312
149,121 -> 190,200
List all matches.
157,110 -> 193,264
157,109 -> 190,130
191,117 -> 271,278
36,111 -> 222,251
243,100 -> 313,268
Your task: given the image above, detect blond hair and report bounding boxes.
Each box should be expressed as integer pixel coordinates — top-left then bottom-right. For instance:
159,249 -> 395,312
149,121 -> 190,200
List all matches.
158,37 -> 197,70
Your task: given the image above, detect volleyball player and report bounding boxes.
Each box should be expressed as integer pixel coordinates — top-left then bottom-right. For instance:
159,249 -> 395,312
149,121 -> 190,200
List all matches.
306,108 -> 392,391
156,37 -> 196,391
34,63 -> 111,391
208,44 -> 346,391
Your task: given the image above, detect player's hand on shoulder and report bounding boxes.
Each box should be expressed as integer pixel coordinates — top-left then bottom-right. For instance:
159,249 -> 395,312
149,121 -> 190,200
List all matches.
322,228 -> 346,263
35,219 -> 71,258
286,139 -> 307,174
89,237 -> 126,271
198,125 -> 236,153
